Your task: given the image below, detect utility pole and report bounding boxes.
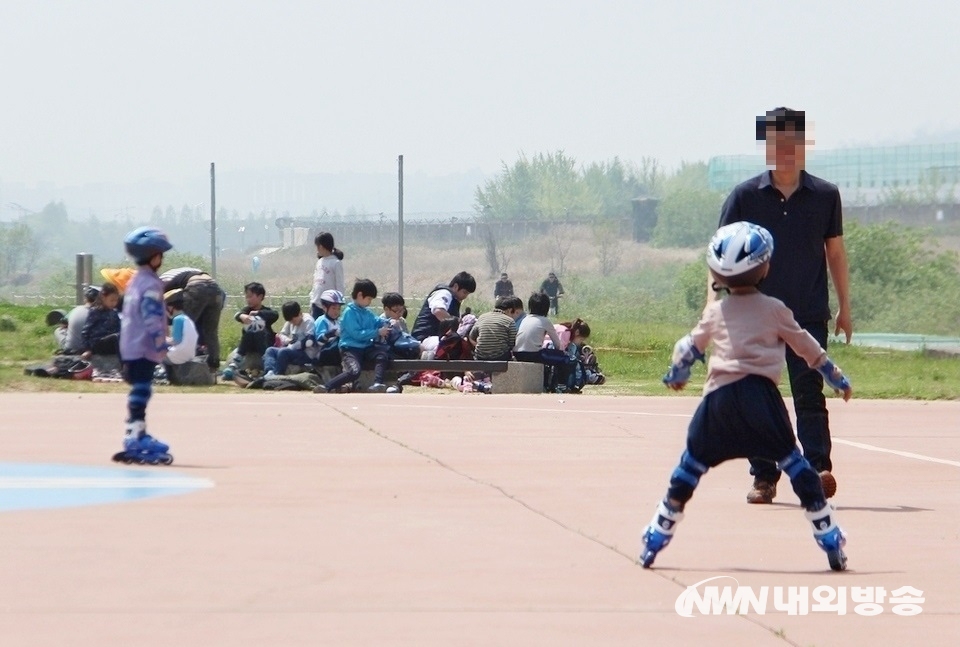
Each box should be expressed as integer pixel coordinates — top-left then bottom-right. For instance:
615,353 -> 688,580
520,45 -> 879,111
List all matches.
398,154 -> 404,294
210,163 -> 217,278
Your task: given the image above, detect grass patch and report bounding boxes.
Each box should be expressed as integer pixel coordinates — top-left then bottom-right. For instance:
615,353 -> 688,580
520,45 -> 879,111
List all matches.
2,303 -> 958,399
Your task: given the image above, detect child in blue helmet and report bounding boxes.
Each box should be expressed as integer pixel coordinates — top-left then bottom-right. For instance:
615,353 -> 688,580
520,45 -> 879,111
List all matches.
112,226 -> 175,465
639,222 -> 853,571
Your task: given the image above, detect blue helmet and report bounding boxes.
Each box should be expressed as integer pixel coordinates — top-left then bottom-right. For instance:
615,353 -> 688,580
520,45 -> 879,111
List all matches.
124,227 -> 173,264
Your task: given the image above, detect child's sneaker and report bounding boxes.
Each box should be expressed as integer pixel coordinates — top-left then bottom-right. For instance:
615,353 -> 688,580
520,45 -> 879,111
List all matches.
368,382 -> 388,393
312,385 -> 329,394
386,385 -> 402,394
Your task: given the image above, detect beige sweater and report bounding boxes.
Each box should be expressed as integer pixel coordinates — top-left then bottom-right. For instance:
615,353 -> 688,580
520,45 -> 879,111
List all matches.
685,292 -> 828,396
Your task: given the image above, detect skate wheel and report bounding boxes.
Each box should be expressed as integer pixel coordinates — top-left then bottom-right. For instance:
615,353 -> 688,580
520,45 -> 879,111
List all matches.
160,454 -> 174,465
639,550 -> 656,568
827,549 -> 847,571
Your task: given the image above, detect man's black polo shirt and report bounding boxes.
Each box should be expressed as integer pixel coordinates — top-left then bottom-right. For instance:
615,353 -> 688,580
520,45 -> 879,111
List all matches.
718,170 -> 843,322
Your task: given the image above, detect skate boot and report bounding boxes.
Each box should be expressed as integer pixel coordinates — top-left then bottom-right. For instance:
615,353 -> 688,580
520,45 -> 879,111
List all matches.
806,505 -> 847,571
112,421 -> 174,466
639,500 -> 684,568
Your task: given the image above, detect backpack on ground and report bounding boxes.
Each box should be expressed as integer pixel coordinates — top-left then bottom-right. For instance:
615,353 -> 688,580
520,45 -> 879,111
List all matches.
580,345 -> 606,385
435,333 -> 471,360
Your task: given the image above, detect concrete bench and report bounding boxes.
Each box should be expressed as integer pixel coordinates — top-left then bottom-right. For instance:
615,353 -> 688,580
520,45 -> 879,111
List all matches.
311,359 -> 544,394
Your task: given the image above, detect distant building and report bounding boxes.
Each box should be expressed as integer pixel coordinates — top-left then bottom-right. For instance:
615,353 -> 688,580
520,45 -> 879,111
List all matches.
708,142 -> 960,205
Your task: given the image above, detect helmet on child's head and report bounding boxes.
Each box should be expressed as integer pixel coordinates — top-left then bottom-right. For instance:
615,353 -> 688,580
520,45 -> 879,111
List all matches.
707,222 -> 774,288
320,289 -> 345,306
124,227 -> 173,264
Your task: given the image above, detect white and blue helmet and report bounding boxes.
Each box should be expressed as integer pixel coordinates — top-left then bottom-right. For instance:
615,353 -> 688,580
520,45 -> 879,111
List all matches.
707,222 -> 774,287
320,289 -> 346,306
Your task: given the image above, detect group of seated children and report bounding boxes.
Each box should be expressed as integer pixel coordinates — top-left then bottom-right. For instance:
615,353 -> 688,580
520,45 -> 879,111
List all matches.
221,280 -> 411,393
52,282 -> 123,359
399,292 -> 603,393
48,281 -> 201,380
465,291 -> 604,393
219,280 -> 604,394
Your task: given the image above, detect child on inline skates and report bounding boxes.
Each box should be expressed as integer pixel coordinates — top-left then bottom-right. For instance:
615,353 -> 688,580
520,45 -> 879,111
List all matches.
639,222 -> 852,571
112,227 -> 175,465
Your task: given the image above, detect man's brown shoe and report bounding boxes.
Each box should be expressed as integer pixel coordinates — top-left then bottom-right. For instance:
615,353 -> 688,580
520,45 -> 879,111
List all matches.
819,471 -> 837,498
746,479 -> 777,504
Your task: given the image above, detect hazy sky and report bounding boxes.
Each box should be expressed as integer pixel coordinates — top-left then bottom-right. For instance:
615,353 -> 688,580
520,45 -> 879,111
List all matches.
2,0 -> 960,187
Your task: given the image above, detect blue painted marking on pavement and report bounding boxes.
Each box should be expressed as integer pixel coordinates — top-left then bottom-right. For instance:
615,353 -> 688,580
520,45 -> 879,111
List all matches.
0,463 -> 214,512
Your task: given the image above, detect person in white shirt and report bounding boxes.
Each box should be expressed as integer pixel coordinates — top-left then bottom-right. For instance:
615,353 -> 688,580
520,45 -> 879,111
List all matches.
164,289 -> 199,365
309,232 -> 345,320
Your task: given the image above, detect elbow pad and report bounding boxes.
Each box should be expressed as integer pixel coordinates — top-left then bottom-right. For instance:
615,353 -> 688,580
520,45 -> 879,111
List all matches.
817,359 -> 851,391
663,335 -> 705,386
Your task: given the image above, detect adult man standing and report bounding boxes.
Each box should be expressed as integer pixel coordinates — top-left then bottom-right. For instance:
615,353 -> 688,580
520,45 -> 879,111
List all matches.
494,272 -> 514,299
160,267 -> 226,373
539,272 -> 564,316
410,271 -> 476,341
716,107 -> 852,504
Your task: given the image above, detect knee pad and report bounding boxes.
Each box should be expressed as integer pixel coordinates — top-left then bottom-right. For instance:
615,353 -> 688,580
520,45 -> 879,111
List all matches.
777,449 -> 810,479
129,380 -> 152,404
779,449 -> 825,509
667,451 -> 708,505
128,380 -> 153,418
673,451 -> 708,486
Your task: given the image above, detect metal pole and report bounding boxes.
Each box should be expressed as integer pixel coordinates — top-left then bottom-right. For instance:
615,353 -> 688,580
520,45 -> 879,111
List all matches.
210,162 -> 217,279
398,154 -> 404,294
75,253 -> 93,305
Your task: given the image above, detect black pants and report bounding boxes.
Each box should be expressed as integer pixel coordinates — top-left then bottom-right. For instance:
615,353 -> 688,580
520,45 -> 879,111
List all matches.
750,320 -> 831,482
670,374 -> 823,510
91,334 -> 119,356
183,278 -> 225,371
326,346 -> 389,391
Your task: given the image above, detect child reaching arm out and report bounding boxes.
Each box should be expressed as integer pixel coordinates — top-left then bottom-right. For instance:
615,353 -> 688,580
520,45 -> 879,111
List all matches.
641,223 -> 851,573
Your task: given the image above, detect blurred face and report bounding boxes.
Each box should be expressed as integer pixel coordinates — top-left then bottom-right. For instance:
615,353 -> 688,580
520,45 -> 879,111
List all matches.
245,290 -> 264,308
765,125 -> 807,172
324,303 -> 342,319
354,293 -> 374,308
290,313 -> 303,326
102,292 -> 120,309
454,287 -> 471,302
384,304 -> 405,319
